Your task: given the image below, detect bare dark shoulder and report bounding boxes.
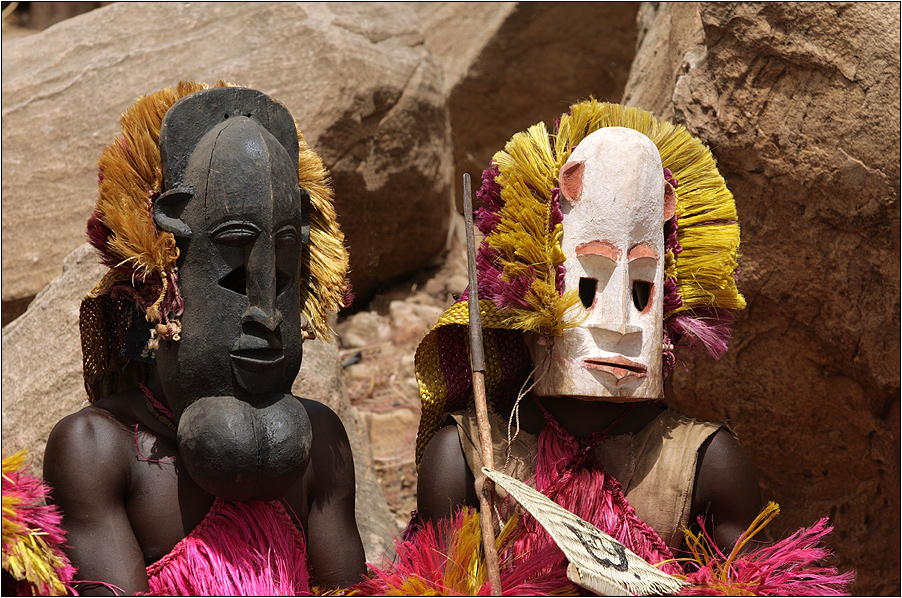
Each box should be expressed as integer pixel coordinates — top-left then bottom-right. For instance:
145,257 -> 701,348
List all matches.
417,423 -> 477,523
43,385 -> 179,508
694,427 -> 760,502
692,427 -> 763,552
44,403 -> 136,494
297,398 -> 355,505
262,398 -> 349,527
299,398 -> 347,445
43,400 -> 155,595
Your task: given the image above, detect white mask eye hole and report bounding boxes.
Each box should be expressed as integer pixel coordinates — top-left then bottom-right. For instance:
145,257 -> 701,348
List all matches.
632,280 -> 651,312
579,277 -> 597,308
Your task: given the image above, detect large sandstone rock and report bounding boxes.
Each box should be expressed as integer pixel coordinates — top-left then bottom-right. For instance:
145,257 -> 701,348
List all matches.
1,1 -> 452,311
2,243 -> 396,562
1,244 -> 107,464
413,2 -> 517,90
625,3 -> 900,594
17,2 -> 104,30
415,2 -> 639,210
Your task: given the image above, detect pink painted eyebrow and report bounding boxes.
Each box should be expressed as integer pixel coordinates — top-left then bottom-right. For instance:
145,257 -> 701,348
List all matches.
575,240 -> 620,260
628,243 -> 658,261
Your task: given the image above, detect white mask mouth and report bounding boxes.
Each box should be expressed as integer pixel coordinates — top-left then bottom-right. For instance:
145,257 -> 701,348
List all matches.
582,356 -> 648,380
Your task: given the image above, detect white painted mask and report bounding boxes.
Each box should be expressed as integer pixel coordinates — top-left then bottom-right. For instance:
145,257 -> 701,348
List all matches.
529,127 -> 673,400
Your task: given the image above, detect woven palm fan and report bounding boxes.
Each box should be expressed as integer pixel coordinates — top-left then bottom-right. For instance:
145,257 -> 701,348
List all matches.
415,100 -> 746,465
483,467 -> 687,596
80,81 -> 349,402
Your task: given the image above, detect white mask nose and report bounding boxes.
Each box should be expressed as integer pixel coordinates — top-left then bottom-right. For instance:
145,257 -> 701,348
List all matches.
582,262 -> 642,332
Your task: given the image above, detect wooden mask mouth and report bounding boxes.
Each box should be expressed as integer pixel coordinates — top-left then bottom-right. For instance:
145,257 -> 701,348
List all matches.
231,331 -> 285,373
230,350 -> 285,370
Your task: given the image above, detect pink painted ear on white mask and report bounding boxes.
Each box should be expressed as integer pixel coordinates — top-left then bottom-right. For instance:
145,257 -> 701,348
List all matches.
559,160 -> 585,204
664,180 -> 677,221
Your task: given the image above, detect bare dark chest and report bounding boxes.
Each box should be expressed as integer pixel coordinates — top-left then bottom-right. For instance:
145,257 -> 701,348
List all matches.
98,392 -> 312,567
124,428 -> 215,566
122,424 -> 312,567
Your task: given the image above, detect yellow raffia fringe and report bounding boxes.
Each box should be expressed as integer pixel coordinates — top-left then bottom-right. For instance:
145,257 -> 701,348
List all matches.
489,123 -> 582,337
2,451 -> 70,596
673,502 -> 781,595
2,451 -> 29,543
4,535 -> 70,596
91,80 -> 348,340
297,130 -> 349,342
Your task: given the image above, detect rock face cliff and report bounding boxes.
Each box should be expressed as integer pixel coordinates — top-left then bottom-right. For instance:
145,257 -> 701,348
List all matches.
624,5 -> 899,593
2,2 -> 897,593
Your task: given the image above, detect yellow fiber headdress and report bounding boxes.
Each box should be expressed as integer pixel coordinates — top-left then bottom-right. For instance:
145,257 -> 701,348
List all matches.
80,81 -> 349,402
414,101 -> 745,464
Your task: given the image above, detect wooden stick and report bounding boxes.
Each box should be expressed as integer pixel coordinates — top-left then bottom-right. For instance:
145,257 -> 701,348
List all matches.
463,172 -> 503,596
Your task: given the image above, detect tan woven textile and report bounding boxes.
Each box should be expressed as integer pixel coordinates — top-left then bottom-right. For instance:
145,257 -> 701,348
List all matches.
449,406 -> 722,549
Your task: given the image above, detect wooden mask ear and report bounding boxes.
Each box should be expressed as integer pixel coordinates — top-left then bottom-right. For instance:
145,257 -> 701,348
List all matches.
559,160 -> 585,204
153,188 -> 194,238
664,181 -> 677,221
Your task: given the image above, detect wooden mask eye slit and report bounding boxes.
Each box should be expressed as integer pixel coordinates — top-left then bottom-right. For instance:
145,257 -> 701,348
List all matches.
219,266 -> 248,296
579,277 -> 597,308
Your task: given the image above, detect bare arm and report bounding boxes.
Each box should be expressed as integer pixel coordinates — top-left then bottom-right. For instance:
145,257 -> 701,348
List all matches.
416,424 -> 478,523
691,428 -> 763,552
43,408 -> 149,596
300,399 -> 366,589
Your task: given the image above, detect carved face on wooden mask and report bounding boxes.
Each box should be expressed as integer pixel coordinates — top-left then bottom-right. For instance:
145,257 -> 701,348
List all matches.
153,88 -> 312,501
529,127 -> 673,401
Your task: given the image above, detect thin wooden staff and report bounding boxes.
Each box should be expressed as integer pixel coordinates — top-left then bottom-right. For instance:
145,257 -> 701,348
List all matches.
462,172 -> 503,596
